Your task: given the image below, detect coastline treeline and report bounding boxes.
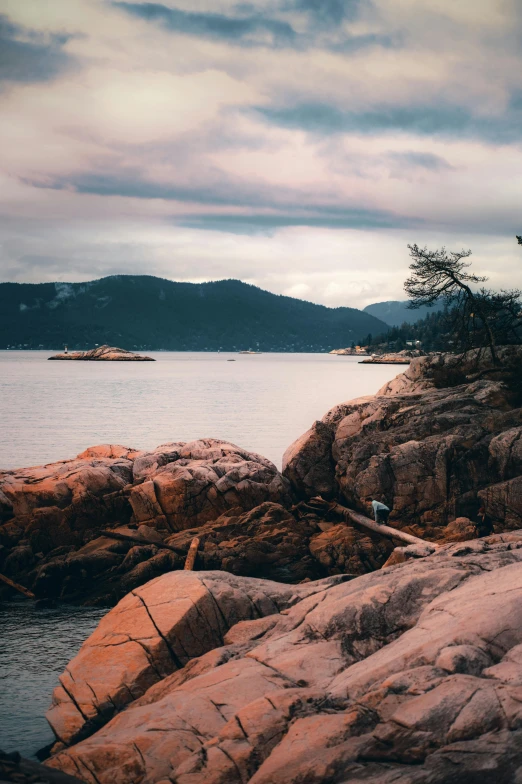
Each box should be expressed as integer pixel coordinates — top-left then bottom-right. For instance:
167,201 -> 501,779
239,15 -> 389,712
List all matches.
365,242 -> 522,355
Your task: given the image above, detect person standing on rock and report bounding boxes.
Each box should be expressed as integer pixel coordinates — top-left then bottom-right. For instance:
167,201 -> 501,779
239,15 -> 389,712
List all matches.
371,499 -> 390,525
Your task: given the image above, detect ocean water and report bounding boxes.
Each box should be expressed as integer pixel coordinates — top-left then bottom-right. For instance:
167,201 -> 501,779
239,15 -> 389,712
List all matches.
0,351 -> 397,470
0,351 -> 399,757
0,601 -> 105,757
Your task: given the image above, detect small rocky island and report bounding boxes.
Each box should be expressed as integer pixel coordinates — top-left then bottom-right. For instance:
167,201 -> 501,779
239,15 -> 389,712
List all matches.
359,349 -> 422,364
48,345 -> 155,361
329,347 -> 369,356
2,345 -> 522,783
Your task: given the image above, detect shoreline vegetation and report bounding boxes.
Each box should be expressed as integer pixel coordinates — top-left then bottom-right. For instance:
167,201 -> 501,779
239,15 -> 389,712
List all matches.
2,345 -> 522,783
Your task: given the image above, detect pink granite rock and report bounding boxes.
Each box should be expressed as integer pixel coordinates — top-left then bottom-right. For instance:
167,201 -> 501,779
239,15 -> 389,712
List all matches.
47,533 -> 522,783
129,440 -> 292,532
0,440 -> 294,602
46,570 -> 346,746
283,346 -> 522,532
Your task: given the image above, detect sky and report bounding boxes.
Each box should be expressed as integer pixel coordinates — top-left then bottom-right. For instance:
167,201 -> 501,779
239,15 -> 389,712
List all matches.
0,0 -> 521,308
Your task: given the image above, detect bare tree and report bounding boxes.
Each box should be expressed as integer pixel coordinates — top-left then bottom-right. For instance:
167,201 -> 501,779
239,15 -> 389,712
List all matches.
405,244 -> 521,362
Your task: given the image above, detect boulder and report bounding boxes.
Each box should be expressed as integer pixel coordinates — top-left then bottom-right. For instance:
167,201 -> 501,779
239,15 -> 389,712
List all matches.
46,532 -> 522,783
284,346 -> 522,532
479,475 -> 522,529
282,420 -> 336,499
45,571 -> 348,746
309,523 -> 392,574
0,440 -> 294,602
0,452 -> 134,519
128,440 -> 292,532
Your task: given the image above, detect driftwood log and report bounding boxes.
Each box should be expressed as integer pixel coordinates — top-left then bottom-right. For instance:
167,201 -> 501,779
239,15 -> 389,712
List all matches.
305,497 -> 436,549
0,572 -> 36,599
99,529 -> 189,556
184,537 -> 200,570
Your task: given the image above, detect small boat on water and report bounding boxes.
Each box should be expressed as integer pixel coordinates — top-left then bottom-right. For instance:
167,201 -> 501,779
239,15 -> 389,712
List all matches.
238,350 -> 263,354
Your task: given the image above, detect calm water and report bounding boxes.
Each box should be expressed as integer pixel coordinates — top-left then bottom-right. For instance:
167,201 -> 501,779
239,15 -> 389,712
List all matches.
0,351 -> 396,469
0,601 -> 105,757
0,351 -> 397,757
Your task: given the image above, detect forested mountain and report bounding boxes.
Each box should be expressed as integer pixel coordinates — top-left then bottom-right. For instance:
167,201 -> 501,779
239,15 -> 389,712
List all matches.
363,299 -> 443,326
0,276 -> 388,352
369,306 -> 521,353
369,301 -> 522,354
369,309 -> 452,352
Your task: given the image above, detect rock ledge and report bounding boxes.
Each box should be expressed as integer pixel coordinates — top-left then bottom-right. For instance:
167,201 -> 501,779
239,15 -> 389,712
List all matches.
46,533 -> 522,784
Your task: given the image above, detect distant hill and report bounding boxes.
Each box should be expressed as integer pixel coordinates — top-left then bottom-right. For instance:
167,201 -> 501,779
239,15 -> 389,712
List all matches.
363,300 -> 443,327
0,276 -> 388,352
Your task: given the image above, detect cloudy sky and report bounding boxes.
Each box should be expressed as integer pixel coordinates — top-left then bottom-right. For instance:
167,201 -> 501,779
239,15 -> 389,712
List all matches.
0,0 -> 521,308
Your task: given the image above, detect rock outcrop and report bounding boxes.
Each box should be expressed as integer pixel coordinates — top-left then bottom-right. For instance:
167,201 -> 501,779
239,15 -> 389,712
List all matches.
0,441 -> 294,603
48,345 -> 155,361
46,533 -> 522,783
284,345 -> 522,535
46,571 -> 348,748
163,501 -> 392,585
359,355 -> 410,364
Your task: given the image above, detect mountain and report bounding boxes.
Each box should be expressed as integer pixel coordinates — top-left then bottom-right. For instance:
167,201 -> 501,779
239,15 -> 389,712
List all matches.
363,299 -> 443,327
0,276 -> 388,352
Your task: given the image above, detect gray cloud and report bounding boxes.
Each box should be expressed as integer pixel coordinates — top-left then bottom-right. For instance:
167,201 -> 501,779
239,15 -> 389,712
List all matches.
293,0 -> 361,24
0,15 -> 77,84
113,0 -> 396,51
27,170 -> 279,208
2,0 -> 522,301
178,207 -> 421,234
25,169 -> 422,232
329,32 -> 399,52
256,100 -> 522,144
387,151 -> 454,171
114,2 -> 297,47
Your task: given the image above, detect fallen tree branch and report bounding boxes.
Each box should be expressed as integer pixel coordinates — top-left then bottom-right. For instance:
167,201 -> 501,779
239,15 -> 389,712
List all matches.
0,572 -> 36,599
99,529 -> 189,556
306,497 -> 437,549
184,537 -> 200,570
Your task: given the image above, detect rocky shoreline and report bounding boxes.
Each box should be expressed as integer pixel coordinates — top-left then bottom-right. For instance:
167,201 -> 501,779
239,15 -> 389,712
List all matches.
44,539 -> 522,783
2,346 -> 522,782
359,356 -> 411,364
2,346 -> 522,603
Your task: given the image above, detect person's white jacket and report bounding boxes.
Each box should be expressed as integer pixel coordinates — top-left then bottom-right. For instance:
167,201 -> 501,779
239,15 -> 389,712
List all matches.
371,500 -> 389,521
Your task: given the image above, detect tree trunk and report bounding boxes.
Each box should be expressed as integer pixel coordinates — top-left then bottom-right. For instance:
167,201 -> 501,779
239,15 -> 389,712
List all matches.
184,537 -> 200,570
306,497 -> 436,549
99,529 -> 188,555
0,572 -> 36,599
